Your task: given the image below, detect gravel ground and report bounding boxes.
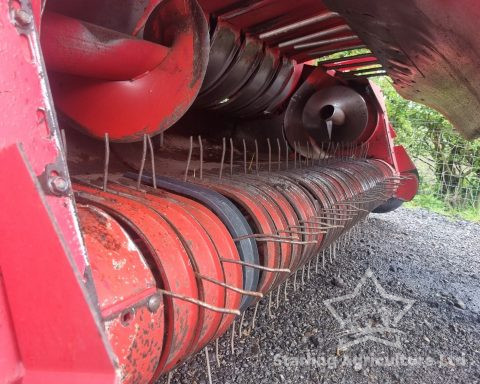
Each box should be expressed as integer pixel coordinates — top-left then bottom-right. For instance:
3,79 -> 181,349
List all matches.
166,207 -> 480,384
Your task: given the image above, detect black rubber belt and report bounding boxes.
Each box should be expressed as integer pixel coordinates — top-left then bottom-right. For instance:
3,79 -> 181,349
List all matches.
126,172 -> 260,311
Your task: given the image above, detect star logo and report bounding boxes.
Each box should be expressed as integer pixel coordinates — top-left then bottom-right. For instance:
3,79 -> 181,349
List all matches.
324,268 -> 415,350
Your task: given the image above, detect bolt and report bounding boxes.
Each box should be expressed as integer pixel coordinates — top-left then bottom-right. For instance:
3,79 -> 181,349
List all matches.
147,294 -> 162,313
49,176 -> 69,195
14,9 -> 33,27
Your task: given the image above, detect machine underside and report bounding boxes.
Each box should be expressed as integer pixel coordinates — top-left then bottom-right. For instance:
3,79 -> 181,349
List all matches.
2,0 -> 476,382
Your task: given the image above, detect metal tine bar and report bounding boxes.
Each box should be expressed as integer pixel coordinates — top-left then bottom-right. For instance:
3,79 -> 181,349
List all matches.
238,310 -> 246,338
219,137 -> 226,179
276,285 -> 280,308
306,141 -> 310,167
233,233 -> 316,245
157,289 -> 241,315
215,339 -> 221,368
255,139 -> 259,175
159,132 -> 165,148
220,258 -> 291,273
137,134 -> 148,189
230,320 -> 236,354
289,221 -> 343,230
230,138 -> 234,176
234,233 -> 303,241
251,301 -> 259,329
243,139 -> 247,175
280,228 -> 327,235
285,138 -> 289,169
302,217 -> 351,223
268,292 -> 273,318
319,208 -> 361,213
332,202 -> 369,212
310,211 -> 355,220
277,138 -> 281,171
103,133 -> 110,192
205,347 -> 213,384
198,135 -> 204,180
184,136 -> 193,182
267,138 -> 272,173
294,141 -> 297,169
147,135 -> 157,189
195,272 -> 263,298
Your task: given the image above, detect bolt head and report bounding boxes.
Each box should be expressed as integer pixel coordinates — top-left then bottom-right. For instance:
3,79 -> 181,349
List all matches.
14,9 -> 33,27
147,294 -> 162,313
49,176 -> 69,194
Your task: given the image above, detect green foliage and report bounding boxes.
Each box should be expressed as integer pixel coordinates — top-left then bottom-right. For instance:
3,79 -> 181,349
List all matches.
372,77 -> 480,218
315,52 -> 480,218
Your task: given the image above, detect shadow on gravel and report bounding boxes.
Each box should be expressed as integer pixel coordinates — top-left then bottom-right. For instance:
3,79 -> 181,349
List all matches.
169,208 -> 480,384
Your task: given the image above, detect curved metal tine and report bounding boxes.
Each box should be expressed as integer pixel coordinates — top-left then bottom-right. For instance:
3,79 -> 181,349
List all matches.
238,311 -> 246,338
219,137 -> 226,179
205,347 -> 213,384
167,371 -> 173,384
157,288 -> 240,315
277,138 -> 281,171
103,133 -> 110,192
298,142 -> 302,169
280,228 -> 327,236
276,285 -> 281,308
234,233 -> 317,245
159,132 -> 165,148
301,217 -> 350,225
267,138 -> 272,173
254,139 -> 259,175
284,138 -> 289,170
230,138 -> 234,176
198,135 -> 204,180
306,141 -> 310,167
298,218 -> 347,227
195,272 -> 263,298
137,134 -> 148,189
147,135 -> 157,189
332,202 -> 369,212
251,301 -> 260,329
215,339 -> 221,368
268,292 -> 273,318
319,207 -> 360,213
326,142 -> 332,163
284,278 -> 289,301
243,139 -> 247,175
230,319 -> 236,354
294,141 -> 297,169
219,258 -> 291,274
184,136 -> 193,182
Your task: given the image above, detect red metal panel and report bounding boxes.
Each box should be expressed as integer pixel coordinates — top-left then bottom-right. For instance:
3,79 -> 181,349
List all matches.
0,0 -> 87,276
0,145 -> 116,384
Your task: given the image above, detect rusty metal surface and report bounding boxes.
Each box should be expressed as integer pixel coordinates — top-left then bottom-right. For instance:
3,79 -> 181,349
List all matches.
104,182 -> 226,357
323,0 -> 480,139
78,204 -> 164,384
44,0 -> 210,142
73,183 -> 200,376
